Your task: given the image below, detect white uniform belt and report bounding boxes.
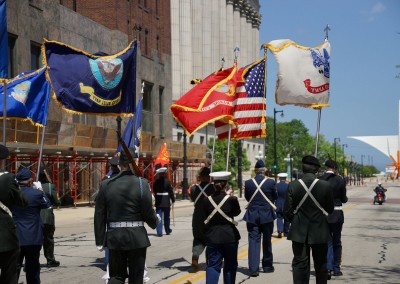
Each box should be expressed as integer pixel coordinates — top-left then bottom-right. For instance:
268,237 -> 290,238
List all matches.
156,192 -> 169,196
108,221 -> 144,228
334,206 -> 343,210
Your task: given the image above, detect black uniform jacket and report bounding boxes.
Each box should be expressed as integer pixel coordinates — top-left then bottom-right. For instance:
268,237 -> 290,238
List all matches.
0,172 -> 28,252
283,173 -> 334,244
319,172 -> 348,223
202,191 -> 241,244
190,182 -> 215,239
94,171 -> 158,250
154,177 -> 175,208
40,182 -> 60,225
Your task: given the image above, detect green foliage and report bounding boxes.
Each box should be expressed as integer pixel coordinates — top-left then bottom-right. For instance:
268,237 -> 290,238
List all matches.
208,139 -> 251,188
362,165 -> 380,177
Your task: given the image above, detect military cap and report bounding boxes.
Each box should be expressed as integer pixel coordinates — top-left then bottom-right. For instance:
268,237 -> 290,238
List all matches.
324,159 -> 338,169
255,160 -> 265,169
278,172 -> 288,178
16,168 -> 32,181
210,171 -> 231,181
119,147 -> 135,163
302,155 -> 321,167
155,167 -> 167,174
0,144 -> 9,160
109,156 -> 119,166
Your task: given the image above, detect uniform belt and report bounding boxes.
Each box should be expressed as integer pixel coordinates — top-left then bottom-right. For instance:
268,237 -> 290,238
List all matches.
156,192 -> 169,196
334,206 -> 343,210
108,221 -> 144,228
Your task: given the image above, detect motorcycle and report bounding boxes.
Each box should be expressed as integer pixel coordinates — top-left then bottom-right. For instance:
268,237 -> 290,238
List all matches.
374,191 -> 385,205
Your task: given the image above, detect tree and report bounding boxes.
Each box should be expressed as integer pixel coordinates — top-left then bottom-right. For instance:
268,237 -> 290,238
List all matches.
208,138 -> 251,188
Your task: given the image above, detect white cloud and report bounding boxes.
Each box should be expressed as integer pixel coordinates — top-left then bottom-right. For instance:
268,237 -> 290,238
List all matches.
371,2 -> 386,14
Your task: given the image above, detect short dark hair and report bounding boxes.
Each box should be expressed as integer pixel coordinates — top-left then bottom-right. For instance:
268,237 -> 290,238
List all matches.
302,163 -> 319,174
199,167 -> 210,178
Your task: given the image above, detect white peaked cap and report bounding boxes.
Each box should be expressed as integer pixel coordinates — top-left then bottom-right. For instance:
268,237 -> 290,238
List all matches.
155,167 -> 167,174
210,171 -> 231,181
278,173 -> 288,178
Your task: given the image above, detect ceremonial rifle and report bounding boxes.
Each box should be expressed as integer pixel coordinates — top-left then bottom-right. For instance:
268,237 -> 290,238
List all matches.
116,128 -> 141,177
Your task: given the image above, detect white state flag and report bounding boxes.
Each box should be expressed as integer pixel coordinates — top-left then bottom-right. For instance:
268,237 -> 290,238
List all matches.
266,39 -> 331,109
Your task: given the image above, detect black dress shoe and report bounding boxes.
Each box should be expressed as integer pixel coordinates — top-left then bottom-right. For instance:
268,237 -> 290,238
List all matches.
250,271 -> 259,277
277,232 -> 282,238
263,266 -> 275,273
47,260 -> 60,267
333,271 -> 343,276
327,270 -> 332,280
167,229 -> 172,235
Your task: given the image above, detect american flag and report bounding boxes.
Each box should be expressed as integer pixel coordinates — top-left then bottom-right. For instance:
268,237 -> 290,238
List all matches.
215,57 -> 266,140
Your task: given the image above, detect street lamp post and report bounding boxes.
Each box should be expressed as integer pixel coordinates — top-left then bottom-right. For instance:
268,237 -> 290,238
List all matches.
361,154 -> 365,185
274,108 -> 284,182
334,137 -> 340,161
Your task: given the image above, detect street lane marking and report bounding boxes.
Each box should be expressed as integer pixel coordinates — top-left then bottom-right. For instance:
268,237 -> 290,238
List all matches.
168,238 -> 283,284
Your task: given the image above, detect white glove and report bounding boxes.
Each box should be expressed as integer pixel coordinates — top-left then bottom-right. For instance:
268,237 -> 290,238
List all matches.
156,214 -> 161,225
97,246 -> 104,252
33,181 -> 42,190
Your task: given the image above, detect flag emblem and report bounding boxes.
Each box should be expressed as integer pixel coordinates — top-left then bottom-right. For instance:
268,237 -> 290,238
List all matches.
89,58 -> 123,89
11,81 -> 31,104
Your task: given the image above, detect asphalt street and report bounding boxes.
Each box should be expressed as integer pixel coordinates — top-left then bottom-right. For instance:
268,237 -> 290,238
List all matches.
18,182 -> 400,284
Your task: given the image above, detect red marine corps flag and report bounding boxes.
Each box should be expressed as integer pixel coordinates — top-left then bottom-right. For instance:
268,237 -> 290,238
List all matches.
170,65 -> 237,136
266,39 -> 331,109
154,143 -> 170,167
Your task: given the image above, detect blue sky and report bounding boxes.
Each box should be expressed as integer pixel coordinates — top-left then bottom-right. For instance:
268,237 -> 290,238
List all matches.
259,0 -> 400,171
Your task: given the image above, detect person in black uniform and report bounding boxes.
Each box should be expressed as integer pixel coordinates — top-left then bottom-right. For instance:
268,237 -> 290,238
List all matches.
189,167 -> 214,269
243,160 -> 277,277
154,167 -> 175,237
94,147 -> 159,284
0,145 -> 28,284
319,159 -> 347,278
202,171 -> 241,284
276,173 -> 290,238
38,170 -> 61,267
284,155 -> 334,284
13,168 -> 51,284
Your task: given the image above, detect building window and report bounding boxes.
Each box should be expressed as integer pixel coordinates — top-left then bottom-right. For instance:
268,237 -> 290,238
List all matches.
30,41 -> 42,70
73,0 -> 77,11
144,30 -> 149,55
155,0 -> 159,17
177,132 -> 182,142
200,136 -> 205,145
159,87 -> 164,138
142,81 -> 153,132
8,34 -> 17,78
189,136 -> 194,143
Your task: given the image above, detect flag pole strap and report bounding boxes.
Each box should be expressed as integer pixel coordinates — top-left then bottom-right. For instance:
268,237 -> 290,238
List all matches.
1,79 -> 7,145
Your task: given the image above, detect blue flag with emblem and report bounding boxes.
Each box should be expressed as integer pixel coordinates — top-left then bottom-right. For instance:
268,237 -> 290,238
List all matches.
133,93 -> 143,157
116,116 -> 134,154
0,67 -> 51,126
0,0 -> 8,78
43,40 -> 136,116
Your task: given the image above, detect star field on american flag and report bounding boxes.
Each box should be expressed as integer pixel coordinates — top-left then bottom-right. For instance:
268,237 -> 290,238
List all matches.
244,59 -> 265,97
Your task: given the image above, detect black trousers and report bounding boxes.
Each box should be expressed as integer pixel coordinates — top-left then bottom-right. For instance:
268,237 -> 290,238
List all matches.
108,247 -> 146,284
0,249 -> 19,284
291,241 -> 328,284
17,245 -> 41,284
42,224 -> 56,262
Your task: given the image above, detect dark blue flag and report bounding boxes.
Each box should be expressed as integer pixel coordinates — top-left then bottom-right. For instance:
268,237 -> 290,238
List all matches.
133,93 -> 143,156
44,40 -> 136,116
0,67 -> 51,126
116,116 -> 134,154
0,0 -> 8,78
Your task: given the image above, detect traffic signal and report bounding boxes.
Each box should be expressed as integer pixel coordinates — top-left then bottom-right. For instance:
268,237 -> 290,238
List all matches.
273,165 -> 277,169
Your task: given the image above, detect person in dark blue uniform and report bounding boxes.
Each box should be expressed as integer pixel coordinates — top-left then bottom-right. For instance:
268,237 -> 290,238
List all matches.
12,167 -> 51,284
319,159 -> 347,278
0,145 -> 28,284
190,167 -> 214,269
38,170 -> 61,267
284,155 -> 334,284
154,167 -> 175,237
243,160 -> 277,277
202,171 -> 241,284
276,172 -> 290,238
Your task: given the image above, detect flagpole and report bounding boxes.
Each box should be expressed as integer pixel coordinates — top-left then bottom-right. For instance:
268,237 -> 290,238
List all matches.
36,125 -> 46,181
226,125 -> 232,171
1,79 -> 7,145
210,127 -> 216,172
315,25 -> 331,157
